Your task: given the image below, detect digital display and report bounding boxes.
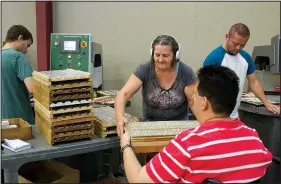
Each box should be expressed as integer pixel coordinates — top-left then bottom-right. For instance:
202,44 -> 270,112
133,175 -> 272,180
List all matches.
64,41 -> 76,51
60,38 -> 80,54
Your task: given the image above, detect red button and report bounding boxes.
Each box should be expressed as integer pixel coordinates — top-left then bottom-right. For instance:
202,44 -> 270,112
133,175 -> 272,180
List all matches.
81,41 -> 87,48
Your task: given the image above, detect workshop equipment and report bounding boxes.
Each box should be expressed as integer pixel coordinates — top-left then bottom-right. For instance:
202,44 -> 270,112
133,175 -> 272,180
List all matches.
126,120 -> 200,153
243,36 -> 280,184
251,34 -> 280,92
93,106 -> 139,138
50,33 -> 103,89
33,69 -> 94,145
239,91 -> 280,184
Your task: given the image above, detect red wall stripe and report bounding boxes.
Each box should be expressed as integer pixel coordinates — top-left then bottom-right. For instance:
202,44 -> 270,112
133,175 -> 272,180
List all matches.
35,1 -> 53,71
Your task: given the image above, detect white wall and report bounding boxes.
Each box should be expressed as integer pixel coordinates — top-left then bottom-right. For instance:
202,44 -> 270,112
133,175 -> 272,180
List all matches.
2,2 -> 279,117
53,2 -> 280,116
1,2 -> 37,70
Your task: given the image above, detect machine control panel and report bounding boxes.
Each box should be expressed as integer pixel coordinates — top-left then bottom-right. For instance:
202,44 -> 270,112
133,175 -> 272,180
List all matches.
50,34 -> 91,72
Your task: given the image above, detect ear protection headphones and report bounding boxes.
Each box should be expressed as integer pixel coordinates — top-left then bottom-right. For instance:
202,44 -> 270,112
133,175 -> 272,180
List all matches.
150,35 -> 181,60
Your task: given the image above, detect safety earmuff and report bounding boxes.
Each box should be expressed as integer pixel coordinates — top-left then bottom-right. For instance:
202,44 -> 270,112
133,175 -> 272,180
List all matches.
150,35 -> 181,60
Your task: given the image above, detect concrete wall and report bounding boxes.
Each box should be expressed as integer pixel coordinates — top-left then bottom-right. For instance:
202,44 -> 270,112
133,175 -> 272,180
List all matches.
2,2 -> 280,117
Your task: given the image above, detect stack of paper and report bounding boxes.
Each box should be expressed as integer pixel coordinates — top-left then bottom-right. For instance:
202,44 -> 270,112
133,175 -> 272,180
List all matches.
2,139 -> 35,152
1,120 -> 18,129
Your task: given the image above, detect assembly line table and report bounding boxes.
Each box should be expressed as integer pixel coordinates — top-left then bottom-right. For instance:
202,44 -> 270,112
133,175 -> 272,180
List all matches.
1,127 -> 120,183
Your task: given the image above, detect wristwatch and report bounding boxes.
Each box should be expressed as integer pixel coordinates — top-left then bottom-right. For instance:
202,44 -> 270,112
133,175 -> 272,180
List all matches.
121,144 -> 131,153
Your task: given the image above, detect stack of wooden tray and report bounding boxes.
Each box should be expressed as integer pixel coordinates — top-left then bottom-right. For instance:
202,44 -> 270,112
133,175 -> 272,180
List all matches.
93,106 -> 139,138
33,69 -> 95,145
126,120 -> 200,153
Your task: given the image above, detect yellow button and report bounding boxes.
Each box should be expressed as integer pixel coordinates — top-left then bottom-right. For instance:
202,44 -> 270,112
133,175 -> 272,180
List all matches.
68,55 -> 72,59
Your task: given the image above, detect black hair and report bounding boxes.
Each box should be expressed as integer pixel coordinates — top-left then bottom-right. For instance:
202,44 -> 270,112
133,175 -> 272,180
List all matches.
197,65 -> 240,115
5,25 -> 33,44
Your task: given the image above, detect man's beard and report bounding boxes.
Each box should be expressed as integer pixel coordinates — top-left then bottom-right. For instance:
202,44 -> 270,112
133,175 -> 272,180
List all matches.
226,44 -> 238,56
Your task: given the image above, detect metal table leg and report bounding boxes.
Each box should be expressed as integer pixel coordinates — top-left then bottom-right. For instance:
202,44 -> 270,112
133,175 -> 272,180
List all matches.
4,169 -> 19,183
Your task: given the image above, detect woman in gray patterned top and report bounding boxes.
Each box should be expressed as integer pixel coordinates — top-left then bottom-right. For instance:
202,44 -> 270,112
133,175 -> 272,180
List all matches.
115,35 -> 196,136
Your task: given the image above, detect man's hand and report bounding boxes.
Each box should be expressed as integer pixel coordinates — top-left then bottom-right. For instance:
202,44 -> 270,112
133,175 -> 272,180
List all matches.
264,102 -> 280,115
120,127 -> 131,148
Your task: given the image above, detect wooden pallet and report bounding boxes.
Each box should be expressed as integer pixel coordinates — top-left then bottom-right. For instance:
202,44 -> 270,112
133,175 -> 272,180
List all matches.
127,120 -> 200,153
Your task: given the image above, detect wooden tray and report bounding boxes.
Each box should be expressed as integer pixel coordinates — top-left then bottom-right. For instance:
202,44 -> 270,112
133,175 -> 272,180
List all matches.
131,136 -> 174,153
37,119 -> 93,145
127,120 -> 199,153
33,79 -> 93,110
241,97 -> 280,106
33,76 -> 92,90
94,118 -> 116,128
34,100 -> 93,122
35,110 -> 94,145
94,96 -> 115,105
97,90 -> 119,97
93,106 -> 139,138
33,69 -> 91,82
93,106 -> 139,127
94,126 -> 117,138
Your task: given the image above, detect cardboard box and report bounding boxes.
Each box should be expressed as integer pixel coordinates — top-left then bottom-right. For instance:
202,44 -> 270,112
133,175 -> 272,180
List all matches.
18,160 -> 79,183
1,118 -> 32,140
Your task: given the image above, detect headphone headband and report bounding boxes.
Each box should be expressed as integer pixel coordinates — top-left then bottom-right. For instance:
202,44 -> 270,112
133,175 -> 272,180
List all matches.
150,35 -> 181,60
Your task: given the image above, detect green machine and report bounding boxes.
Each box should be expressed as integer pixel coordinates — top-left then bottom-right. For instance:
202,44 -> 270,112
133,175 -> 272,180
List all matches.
50,33 -> 92,71
50,33 -> 103,88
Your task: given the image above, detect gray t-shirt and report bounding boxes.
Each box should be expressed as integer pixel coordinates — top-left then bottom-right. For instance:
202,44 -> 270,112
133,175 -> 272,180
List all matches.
134,61 -> 196,121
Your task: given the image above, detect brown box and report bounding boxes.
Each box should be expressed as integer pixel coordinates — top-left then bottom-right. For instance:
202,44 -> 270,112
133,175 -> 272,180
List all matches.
18,160 -> 79,183
1,118 -> 32,140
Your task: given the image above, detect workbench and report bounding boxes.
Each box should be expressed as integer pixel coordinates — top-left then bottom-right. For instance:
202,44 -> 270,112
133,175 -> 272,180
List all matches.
238,101 -> 280,184
2,127 -> 120,183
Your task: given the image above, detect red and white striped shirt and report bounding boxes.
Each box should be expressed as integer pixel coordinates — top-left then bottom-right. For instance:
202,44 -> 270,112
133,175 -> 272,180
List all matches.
146,119 -> 272,183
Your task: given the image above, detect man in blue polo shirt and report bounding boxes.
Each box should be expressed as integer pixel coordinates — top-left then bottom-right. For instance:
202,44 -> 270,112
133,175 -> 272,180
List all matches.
203,23 -> 280,119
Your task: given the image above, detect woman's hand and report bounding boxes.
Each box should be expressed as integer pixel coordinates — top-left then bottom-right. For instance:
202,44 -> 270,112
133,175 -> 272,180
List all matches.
120,127 -> 131,147
117,117 -> 128,137
117,120 -> 125,137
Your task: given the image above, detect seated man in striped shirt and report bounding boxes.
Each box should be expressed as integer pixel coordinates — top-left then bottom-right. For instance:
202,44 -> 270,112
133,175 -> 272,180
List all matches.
120,65 -> 272,183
